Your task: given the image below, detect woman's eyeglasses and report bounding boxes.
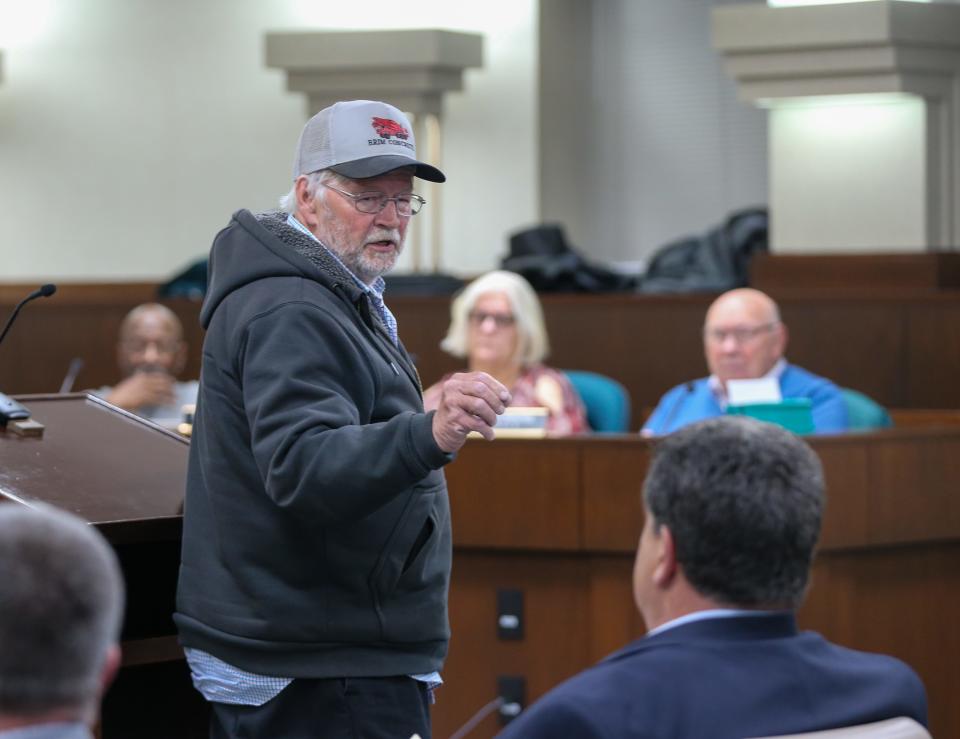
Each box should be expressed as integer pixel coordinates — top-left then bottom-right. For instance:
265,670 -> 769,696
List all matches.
468,311 -> 516,329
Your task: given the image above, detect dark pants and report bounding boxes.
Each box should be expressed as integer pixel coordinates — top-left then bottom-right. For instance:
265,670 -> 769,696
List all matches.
209,676 -> 431,739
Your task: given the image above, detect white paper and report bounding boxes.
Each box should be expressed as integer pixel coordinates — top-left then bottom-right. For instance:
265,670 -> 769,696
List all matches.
727,377 -> 782,405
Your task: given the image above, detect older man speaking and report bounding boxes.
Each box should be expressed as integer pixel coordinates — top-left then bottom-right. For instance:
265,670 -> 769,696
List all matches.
643,287 -> 847,435
175,100 -> 510,739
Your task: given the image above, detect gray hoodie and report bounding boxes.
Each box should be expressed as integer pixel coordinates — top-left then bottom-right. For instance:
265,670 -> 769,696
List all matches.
175,210 -> 452,678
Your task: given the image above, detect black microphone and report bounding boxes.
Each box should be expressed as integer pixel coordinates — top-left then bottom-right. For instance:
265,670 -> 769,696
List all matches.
657,381 -> 695,435
0,284 -> 57,425
0,283 -> 57,347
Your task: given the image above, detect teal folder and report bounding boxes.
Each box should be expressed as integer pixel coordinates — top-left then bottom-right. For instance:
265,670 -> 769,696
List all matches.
726,398 -> 815,435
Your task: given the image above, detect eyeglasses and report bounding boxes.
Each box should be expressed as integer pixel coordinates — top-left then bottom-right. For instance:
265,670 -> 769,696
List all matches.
322,183 -> 426,216
468,310 -> 516,329
703,322 -> 778,345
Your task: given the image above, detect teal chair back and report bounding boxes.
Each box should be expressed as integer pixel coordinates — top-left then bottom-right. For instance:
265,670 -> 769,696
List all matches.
562,370 -> 631,433
841,388 -> 893,431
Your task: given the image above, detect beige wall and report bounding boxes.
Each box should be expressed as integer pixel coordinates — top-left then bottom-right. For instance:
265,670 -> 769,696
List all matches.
29,1 -> 952,281
5,1 -> 950,283
770,97 -> 930,252
538,0 -> 769,268
0,0 -> 537,281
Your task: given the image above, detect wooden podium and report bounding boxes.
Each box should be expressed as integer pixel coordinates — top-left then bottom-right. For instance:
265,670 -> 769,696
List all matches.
0,393 -> 207,738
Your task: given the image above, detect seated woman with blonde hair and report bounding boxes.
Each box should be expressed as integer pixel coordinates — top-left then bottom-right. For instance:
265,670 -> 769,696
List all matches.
423,271 -> 588,436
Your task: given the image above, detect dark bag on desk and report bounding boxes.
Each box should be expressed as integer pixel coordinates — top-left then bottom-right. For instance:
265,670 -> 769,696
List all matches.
638,208 -> 768,294
502,224 -> 637,293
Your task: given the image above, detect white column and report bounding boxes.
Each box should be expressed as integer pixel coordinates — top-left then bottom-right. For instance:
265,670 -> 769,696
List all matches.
713,1 -> 960,252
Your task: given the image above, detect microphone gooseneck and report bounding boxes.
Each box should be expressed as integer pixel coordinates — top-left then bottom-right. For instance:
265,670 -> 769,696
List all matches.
0,283 -> 58,347
0,284 -> 57,425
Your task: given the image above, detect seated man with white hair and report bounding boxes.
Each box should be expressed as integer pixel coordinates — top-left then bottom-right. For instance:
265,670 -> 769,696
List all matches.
643,288 -> 848,436
0,504 -> 125,738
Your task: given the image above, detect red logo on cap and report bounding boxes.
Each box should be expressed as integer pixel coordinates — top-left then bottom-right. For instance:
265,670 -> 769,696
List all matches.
371,117 -> 409,140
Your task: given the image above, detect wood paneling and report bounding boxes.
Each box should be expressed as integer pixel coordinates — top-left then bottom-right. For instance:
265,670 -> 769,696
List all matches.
814,439 -> 870,550
433,431 -> 960,738
1,395 -> 204,739
440,553 -> 591,738
395,292 -> 960,426
891,409 -> 960,427
584,556 -> 643,663
4,400 -> 957,738
445,440 -> 582,550
0,394 -> 187,531
906,302 -> 960,408
751,253 -> 960,291
580,440 -> 648,552
0,289 -> 204,397
776,299 -> 905,405
799,546 -> 960,739
4,284 -> 960,430
869,434 -> 960,545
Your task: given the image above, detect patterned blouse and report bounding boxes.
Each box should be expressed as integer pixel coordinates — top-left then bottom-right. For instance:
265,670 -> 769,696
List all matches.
424,363 -> 589,437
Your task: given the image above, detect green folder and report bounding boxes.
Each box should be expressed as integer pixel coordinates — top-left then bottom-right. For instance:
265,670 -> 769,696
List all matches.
726,398 -> 814,435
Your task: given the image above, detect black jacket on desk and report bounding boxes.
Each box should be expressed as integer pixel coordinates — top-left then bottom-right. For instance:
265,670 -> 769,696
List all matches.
175,210 -> 453,678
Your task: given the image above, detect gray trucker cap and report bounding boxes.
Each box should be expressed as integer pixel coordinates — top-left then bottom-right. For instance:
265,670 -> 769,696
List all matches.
292,100 -> 445,183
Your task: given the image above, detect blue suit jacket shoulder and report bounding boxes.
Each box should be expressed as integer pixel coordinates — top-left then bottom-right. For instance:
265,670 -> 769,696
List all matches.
497,614 -> 926,739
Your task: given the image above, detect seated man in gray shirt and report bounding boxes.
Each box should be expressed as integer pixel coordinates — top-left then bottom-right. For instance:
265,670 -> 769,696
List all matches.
98,303 -> 197,429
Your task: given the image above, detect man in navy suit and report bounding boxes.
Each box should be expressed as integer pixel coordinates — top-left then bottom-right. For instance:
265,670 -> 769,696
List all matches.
499,417 -> 927,739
